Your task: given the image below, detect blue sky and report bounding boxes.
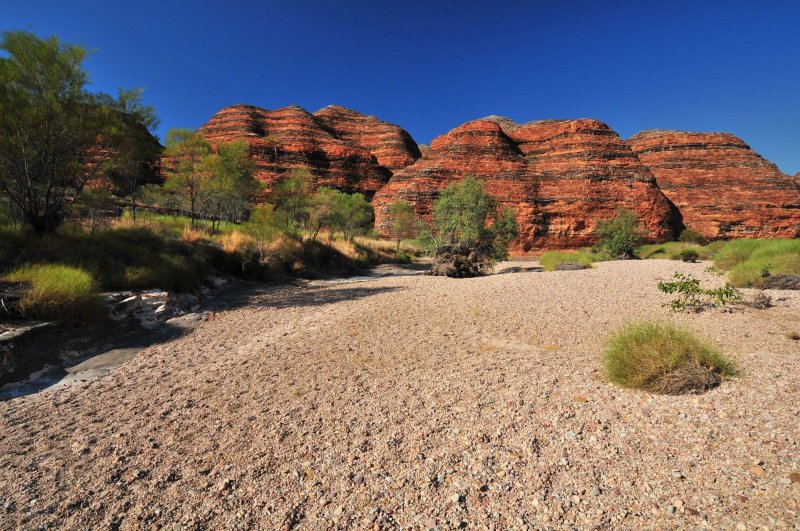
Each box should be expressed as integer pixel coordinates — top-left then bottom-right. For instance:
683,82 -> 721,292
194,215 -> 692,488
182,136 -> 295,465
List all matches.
4,0 -> 800,174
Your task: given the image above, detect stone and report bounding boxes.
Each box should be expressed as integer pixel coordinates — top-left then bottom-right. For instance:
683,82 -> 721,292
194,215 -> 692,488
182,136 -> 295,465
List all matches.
313,105 -> 421,173
628,130 -> 800,239
374,117 -> 676,251
789,472 -> 800,483
748,466 -> 765,476
555,262 -> 589,271
763,275 -> 800,290
187,104 -> 419,199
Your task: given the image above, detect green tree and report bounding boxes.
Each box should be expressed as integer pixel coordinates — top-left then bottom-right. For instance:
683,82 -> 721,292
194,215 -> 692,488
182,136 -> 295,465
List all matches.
242,204 -> 285,266
267,168 -> 314,236
386,200 -> 417,249
309,187 -> 345,242
100,88 -> 162,224
338,192 -> 374,243
595,208 -> 644,259
163,129 -> 212,228
201,140 -> 258,234
0,31 -> 158,234
432,176 -> 519,262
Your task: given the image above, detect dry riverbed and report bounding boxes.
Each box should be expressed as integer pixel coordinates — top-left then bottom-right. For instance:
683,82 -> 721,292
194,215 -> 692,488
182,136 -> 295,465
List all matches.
0,260 -> 798,529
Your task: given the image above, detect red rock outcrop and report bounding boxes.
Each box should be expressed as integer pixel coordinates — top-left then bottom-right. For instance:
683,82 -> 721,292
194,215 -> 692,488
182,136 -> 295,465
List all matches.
628,130 -> 800,239
313,105 -> 421,172
195,104 -> 419,197
374,117 -> 676,251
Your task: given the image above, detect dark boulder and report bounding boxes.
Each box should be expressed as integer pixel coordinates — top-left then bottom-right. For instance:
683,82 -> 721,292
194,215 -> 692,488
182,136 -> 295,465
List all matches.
763,274 -> 800,290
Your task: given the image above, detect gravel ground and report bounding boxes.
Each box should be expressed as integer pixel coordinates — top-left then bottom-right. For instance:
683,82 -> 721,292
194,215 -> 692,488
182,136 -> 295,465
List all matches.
0,259 -> 798,530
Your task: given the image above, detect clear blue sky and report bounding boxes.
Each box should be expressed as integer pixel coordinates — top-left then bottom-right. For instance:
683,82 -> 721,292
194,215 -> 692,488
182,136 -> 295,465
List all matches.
5,0 -> 800,174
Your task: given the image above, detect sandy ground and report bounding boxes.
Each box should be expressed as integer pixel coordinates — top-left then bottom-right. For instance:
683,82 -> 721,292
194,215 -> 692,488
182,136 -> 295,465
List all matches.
0,260 -> 798,530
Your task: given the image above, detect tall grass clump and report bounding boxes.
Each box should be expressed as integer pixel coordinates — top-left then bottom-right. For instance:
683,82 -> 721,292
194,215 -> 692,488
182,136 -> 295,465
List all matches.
539,251 -> 595,271
714,239 -> 800,287
603,321 -> 737,394
4,264 -> 105,322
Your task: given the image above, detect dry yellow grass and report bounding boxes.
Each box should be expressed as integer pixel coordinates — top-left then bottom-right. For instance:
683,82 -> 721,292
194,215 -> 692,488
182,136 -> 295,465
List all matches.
219,230 -> 255,254
179,226 -> 206,244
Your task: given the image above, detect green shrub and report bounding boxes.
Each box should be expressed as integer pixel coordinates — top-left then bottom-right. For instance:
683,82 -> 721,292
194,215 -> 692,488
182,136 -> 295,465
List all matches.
657,272 -> 742,312
679,248 -> 700,262
678,229 -> 708,245
539,251 -> 595,271
4,264 -> 105,322
595,208 -> 643,259
603,321 -> 736,394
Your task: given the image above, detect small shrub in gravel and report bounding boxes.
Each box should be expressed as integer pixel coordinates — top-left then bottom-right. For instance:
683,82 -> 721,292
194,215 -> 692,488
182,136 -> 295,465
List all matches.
657,272 -> 742,312
595,208 -> 643,259
786,331 -> 800,341
750,291 -> 773,309
603,321 -> 737,394
679,248 -> 700,263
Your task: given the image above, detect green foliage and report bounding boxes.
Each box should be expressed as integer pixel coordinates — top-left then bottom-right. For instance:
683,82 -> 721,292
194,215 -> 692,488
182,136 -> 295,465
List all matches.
539,251 -> 595,271
386,200 -> 418,249
603,321 -> 736,394
713,239 -> 800,287
434,176 -> 495,245
308,186 -> 343,241
430,176 -> 519,262
595,208 -> 643,259
4,264 -> 105,322
678,228 -> 708,245
163,129 -> 212,226
338,192 -> 374,242
679,248 -> 700,262
306,187 -> 374,243
0,31 -> 158,234
657,272 -> 742,312
242,205 -> 283,243
200,139 -> 259,233
267,169 -> 314,234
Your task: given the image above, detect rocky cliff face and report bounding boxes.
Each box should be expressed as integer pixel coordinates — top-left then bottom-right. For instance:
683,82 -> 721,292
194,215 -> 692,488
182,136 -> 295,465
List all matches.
313,105 -> 421,173
374,117 -> 676,250
195,104 -> 419,197
628,130 -> 800,239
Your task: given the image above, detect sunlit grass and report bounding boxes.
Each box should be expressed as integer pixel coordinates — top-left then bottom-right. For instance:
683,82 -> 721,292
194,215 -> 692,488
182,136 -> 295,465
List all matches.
4,264 -> 105,322
604,321 -> 736,394
539,250 -> 595,271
